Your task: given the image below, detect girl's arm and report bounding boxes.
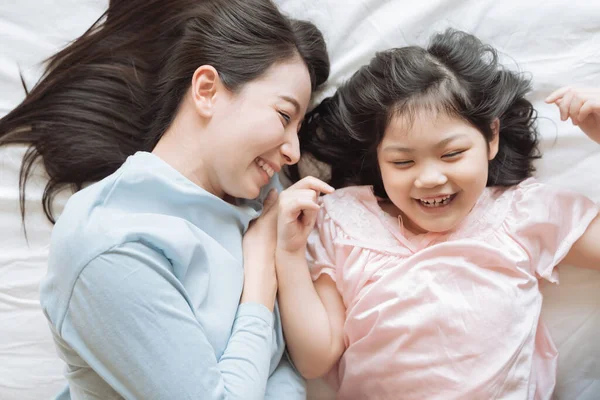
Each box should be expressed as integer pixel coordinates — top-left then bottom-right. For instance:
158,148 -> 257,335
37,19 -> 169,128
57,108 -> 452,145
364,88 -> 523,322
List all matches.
276,249 -> 346,379
274,177 -> 346,379
545,87 -> 600,144
547,87 -> 600,270
563,215 -> 600,270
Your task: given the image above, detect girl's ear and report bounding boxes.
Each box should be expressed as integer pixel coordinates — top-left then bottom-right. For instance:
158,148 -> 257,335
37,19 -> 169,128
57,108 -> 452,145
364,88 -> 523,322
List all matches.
488,118 -> 500,160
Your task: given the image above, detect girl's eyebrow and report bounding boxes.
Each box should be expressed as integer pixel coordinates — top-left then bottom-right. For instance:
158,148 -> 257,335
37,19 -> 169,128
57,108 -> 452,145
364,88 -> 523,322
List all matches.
383,134 -> 468,153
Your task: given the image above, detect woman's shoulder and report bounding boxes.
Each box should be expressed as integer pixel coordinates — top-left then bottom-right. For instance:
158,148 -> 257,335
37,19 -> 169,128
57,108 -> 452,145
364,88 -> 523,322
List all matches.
46,159 -> 236,307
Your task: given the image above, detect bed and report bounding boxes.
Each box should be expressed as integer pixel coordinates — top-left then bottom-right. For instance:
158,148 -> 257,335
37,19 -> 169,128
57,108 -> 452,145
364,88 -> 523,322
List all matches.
1,0 -> 599,399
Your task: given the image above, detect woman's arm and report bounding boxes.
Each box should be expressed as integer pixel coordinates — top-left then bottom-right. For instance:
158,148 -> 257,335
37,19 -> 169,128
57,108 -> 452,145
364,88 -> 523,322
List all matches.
56,242 -> 274,400
241,189 -> 279,311
276,249 -> 346,379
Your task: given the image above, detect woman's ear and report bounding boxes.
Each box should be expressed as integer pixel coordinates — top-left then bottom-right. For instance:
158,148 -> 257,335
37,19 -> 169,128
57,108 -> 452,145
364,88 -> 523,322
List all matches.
191,65 -> 220,118
488,118 -> 500,160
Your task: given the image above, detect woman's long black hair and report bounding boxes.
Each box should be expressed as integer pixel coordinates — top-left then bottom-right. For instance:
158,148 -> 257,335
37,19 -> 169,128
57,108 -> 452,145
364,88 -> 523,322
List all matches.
0,0 -> 330,223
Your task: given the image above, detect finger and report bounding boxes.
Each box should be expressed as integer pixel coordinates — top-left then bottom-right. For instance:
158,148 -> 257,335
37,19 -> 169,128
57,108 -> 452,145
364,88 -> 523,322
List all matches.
288,176 -> 335,194
280,198 -> 321,222
262,189 -> 279,214
295,188 -> 319,202
281,191 -> 321,211
301,207 -> 319,228
559,90 -> 574,121
280,189 -> 320,210
545,86 -> 571,103
569,95 -> 585,125
578,99 -> 599,122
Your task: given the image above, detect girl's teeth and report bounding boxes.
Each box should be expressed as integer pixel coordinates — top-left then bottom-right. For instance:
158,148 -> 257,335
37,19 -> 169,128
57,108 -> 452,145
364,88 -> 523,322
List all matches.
419,195 -> 452,207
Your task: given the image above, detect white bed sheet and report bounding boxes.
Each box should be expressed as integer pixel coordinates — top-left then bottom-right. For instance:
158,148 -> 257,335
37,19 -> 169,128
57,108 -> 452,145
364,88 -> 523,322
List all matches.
1,1 -> 599,399
1,2 -> 106,399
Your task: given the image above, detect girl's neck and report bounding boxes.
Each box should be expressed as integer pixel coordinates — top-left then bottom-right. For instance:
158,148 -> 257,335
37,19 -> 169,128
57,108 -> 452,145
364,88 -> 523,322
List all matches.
377,200 -> 429,236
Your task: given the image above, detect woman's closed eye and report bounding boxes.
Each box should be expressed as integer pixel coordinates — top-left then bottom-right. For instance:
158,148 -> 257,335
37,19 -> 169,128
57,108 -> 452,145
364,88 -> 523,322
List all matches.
278,111 -> 291,126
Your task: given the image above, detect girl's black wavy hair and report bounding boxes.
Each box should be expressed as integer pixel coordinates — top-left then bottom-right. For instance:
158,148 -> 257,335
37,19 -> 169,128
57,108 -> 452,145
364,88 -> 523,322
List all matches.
290,28 -> 540,198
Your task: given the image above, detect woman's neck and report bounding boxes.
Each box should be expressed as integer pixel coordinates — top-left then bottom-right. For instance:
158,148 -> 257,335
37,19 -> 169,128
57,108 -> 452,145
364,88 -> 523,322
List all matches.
152,122 -> 224,199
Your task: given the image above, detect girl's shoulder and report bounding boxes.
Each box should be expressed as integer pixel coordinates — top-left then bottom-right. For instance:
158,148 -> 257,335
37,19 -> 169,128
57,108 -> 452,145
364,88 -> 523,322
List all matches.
457,178 -> 597,239
320,185 -> 375,207
445,178 -> 533,239
319,185 -> 380,227
318,185 -> 401,247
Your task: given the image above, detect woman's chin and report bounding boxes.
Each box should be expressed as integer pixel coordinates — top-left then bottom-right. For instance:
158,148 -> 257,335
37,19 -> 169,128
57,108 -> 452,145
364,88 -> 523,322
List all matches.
232,184 -> 262,201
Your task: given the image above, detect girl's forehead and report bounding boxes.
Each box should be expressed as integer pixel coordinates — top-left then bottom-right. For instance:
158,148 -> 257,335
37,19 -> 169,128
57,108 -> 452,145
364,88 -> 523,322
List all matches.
385,109 -> 468,140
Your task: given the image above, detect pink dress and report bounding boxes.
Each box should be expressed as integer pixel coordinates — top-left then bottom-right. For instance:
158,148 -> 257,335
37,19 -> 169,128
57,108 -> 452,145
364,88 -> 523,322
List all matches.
306,179 -> 598,400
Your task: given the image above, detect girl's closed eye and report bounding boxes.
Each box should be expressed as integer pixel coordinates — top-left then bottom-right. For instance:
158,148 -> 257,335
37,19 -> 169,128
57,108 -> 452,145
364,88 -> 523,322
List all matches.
442,149 -> 466,159
392,160 -> 414,167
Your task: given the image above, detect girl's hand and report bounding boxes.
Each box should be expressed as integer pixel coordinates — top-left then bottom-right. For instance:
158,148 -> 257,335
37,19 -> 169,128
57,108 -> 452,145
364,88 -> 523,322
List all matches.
276,177 -> 334,256
546,87 -> 600,144
241,189 -> 279,310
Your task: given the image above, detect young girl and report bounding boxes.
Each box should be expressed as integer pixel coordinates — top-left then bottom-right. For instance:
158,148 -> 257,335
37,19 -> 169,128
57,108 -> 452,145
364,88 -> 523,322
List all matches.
274,29 -> 600,399
0,0 -> 331,398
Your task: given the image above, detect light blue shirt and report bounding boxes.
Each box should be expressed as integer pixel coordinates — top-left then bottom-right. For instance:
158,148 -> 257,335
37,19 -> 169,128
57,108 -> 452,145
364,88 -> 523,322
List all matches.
40,152 -> 304,400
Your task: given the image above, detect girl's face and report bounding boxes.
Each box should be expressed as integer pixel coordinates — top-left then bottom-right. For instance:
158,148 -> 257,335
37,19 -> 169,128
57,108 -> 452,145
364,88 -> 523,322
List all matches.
377,112 -> 498,234
205,57 -> 312,200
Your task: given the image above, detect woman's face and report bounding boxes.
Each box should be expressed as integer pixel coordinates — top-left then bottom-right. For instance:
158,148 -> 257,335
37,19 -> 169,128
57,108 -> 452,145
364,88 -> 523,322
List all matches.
207,56 -> 312,200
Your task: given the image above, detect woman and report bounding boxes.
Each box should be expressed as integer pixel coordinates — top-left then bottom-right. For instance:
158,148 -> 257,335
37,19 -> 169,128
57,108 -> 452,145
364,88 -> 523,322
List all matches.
0,0 -> 329,398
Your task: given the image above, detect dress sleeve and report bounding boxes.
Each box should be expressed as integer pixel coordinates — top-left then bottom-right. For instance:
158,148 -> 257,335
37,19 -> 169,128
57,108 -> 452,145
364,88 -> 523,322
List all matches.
59,241 -> 274,400
306,205 -> 340,282
507,179 -> 599,282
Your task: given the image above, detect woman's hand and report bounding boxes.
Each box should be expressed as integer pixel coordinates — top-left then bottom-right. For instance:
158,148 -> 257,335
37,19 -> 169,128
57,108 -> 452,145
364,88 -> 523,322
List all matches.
546,87 -> 600,144
241,189 -> 279,310
276,176 -> 334,257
